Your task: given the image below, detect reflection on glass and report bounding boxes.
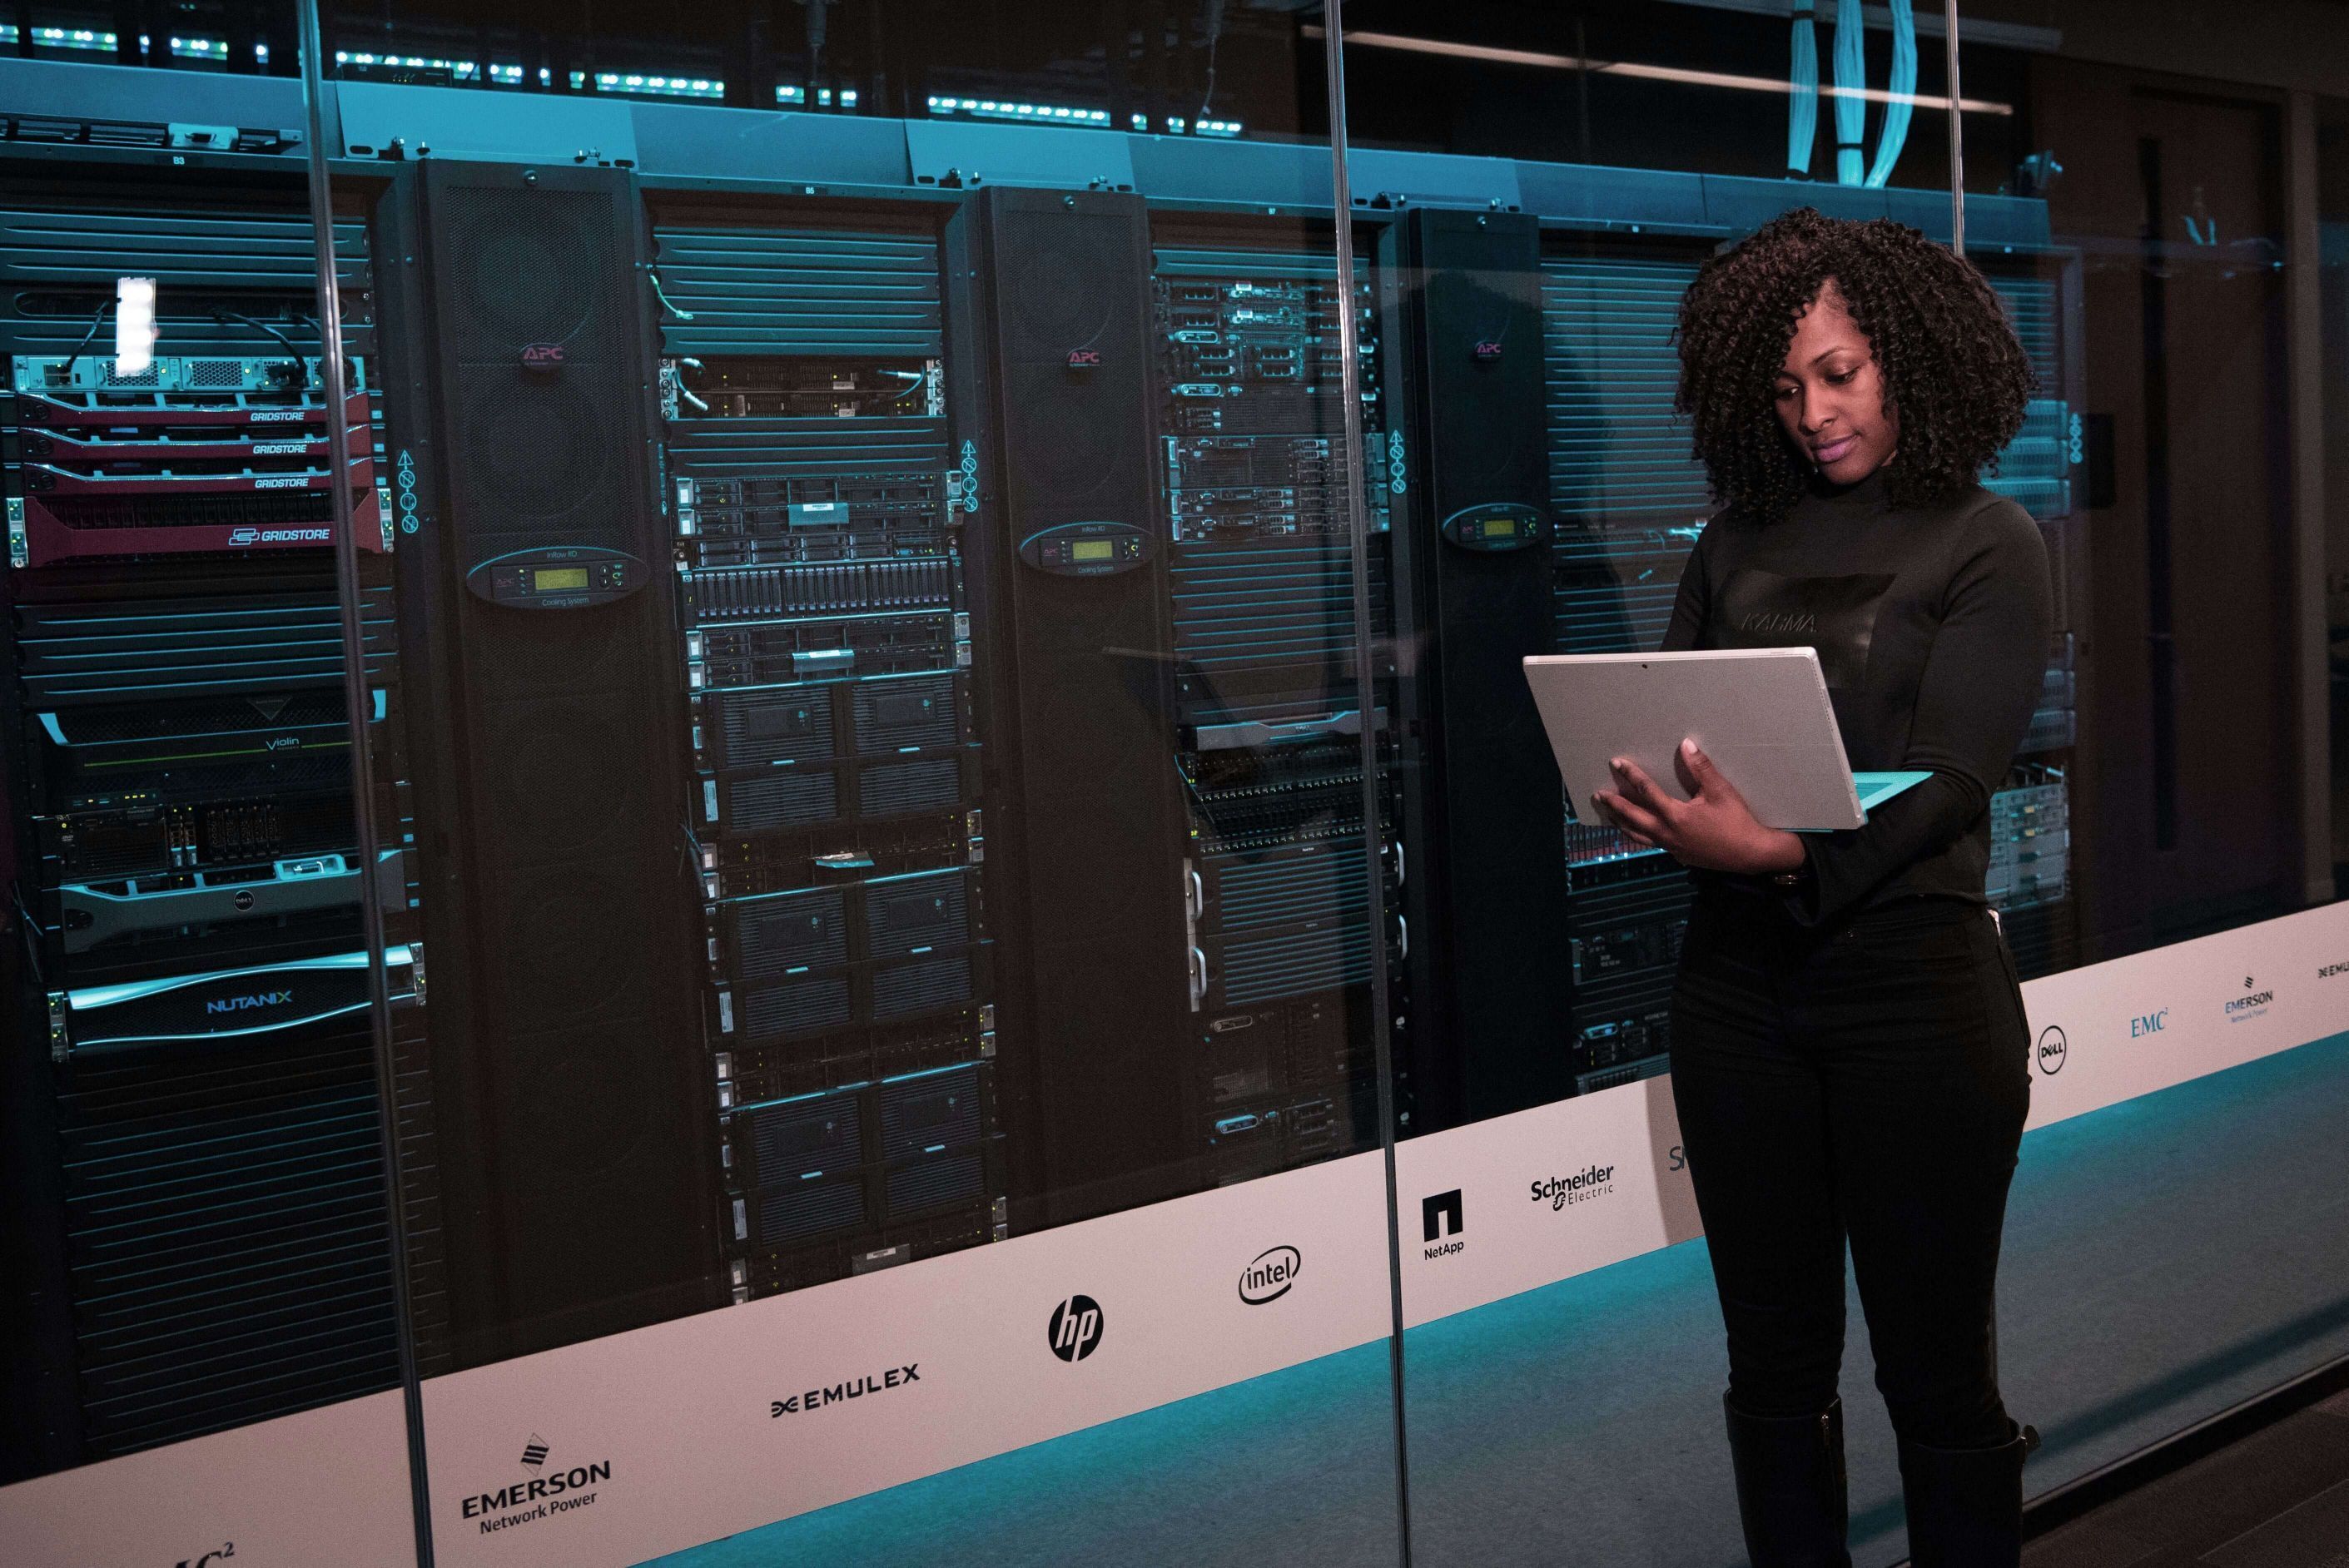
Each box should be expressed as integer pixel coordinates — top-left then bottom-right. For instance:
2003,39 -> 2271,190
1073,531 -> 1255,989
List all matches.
0,1 -> 412,1498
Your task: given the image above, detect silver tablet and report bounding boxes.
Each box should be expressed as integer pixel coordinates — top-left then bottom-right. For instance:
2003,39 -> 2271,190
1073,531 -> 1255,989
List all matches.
1523,648 -> 1926,833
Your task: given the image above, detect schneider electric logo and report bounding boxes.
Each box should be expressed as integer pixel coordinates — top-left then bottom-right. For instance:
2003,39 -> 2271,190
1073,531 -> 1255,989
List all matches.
772,1363 -> 921,1417
459,1435 -> 609,1536
1530,1163 -> 1616,1212
1421,1190 -> 1464,1259
1047,1294 -> 1104,1362
2225,975 -> 2273,1025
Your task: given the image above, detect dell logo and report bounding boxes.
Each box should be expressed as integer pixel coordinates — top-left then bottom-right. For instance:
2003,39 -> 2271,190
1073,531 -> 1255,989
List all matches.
2036,1025 -> 2068,1074
519,341 -> 566,371
2130,1010 -> 2168,1038
1047,1294 -> 1103,1362
1239,1246 -> 1301,1306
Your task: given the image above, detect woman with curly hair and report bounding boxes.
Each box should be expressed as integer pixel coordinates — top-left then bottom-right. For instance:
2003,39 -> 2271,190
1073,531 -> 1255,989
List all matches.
1591,207 -> 2049,1568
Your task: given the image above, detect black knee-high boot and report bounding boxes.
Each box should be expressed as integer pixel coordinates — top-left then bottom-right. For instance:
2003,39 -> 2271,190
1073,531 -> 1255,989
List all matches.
1896,1421 -> 2033,1568
1723,1392 -> 1852,1568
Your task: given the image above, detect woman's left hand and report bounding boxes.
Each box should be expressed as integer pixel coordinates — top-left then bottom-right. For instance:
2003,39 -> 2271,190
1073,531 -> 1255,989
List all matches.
1590,739 -> 1809,876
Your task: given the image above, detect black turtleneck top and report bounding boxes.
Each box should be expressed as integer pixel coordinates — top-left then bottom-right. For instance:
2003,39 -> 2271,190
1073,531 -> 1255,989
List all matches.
1658,469 -> 2054,928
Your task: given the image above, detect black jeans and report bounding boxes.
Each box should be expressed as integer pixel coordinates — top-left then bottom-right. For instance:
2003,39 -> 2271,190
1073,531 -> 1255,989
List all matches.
1669,888 -> 2032,1451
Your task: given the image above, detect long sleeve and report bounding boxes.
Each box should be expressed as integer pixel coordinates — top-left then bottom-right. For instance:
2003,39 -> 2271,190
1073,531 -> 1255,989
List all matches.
1659,523 -> 1712,653
1779,499 -> 2053,927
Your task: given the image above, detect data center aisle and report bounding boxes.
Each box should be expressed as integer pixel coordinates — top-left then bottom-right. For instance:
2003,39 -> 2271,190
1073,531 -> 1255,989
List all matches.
653,1032 -> 2349,1568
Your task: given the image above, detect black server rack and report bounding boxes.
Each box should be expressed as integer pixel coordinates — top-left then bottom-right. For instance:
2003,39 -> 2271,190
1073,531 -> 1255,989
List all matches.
648,202 -> 1006,1298
1383,208 -> 1574,1130
0,180 -> 417,1471
1977,262 -> 2085,980
1148,221 -> 1396,1178
372,161 -> 719,1365
1540,241 -> 1716,1097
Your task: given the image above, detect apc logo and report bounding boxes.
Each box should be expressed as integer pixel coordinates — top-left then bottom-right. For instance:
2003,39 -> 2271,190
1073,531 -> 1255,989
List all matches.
1065,348 -> 1103,370
205,990 -> 291,1016
1239,1245 -> 1301,1306
1047,1294 -> 1104,1362
2036,1025 -> 2068,1074
173,1548 -> 234,1568
519,341 -> 566,372
2130,1010 -> 2167,1039
1421,1189 -> 1464,1259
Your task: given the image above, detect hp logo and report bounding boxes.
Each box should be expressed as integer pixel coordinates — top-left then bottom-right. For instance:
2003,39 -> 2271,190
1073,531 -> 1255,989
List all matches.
1047,1294 -> 1104,1363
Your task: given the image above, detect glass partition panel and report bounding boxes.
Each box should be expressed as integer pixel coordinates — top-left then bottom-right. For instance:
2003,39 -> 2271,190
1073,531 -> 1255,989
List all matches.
1934,4 -> 2349,1556
1327,0 -> 2349,1562
0,10 -> 424,1567
313,2 -> 1408,1565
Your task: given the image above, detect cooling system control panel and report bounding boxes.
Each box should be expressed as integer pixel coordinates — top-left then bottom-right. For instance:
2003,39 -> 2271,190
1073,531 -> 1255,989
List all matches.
1017,521 -> 1150,577
468,546 -> 648,608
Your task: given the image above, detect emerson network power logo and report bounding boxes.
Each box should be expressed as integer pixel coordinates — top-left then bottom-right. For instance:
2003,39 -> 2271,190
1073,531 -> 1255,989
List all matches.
459,1434 -> 610,1536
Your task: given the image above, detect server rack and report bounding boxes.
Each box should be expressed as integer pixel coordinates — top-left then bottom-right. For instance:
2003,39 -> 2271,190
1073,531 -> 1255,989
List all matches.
0,174 -> 422,1472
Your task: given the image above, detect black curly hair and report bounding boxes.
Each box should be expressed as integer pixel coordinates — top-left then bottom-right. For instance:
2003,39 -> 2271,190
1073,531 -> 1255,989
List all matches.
1673,206 -> 2034,523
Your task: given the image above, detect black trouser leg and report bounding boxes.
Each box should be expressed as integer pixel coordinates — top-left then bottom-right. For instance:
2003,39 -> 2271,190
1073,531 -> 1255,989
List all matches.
1672,896 -> 2032,1565
1671,900 -> 1850,1565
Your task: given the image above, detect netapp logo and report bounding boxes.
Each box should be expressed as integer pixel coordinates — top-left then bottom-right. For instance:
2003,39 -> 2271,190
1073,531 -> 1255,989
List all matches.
2225,975 -> 2273,1025
2037,1025 -> 2068,1074
205,990 -> 291,1016
1530,1164 -> 1616,1211
2130,1010 -> 2167,1039
460,1436 -> 609,1535
1239,1245 -> 1301,1305
1421,1190 -> 1464,1259
172,1546 -> 234,1568
1047,1294 -> 1104,1362
519,341 -> 566,371
771,1363 -> 920,1417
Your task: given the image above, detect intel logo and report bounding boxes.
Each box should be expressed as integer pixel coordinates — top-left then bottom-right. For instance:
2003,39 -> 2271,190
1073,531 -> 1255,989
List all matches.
1238,1245 -> 1300,1306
